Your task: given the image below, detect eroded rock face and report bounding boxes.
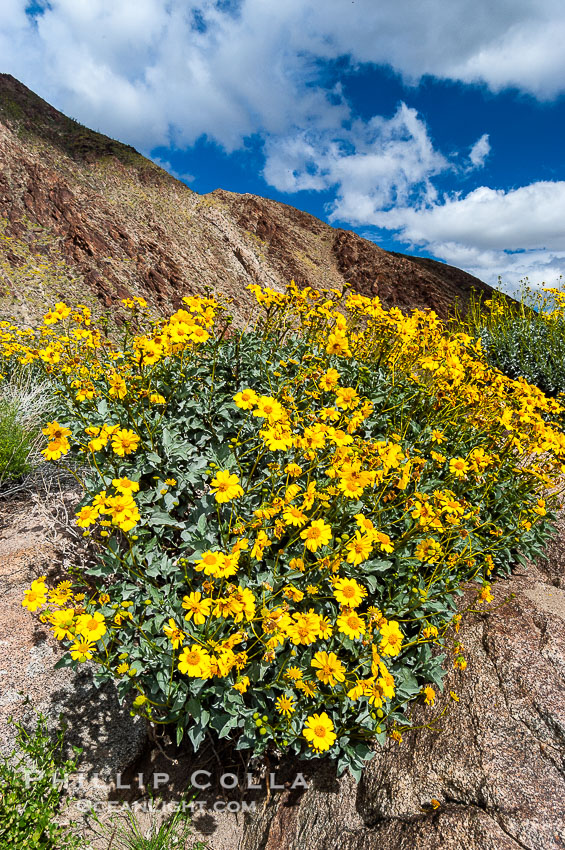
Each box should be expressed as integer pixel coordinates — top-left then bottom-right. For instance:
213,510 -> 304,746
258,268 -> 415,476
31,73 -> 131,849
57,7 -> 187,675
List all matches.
236,556 -> 565,850
0,74 -> 494,328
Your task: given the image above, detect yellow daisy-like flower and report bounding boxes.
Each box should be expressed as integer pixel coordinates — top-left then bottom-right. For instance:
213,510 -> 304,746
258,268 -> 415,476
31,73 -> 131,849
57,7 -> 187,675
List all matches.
178,644 -> 211,678
42,438 -> 70,461
311,651 -> 345,686
333,577 -> 367,609
287,611 -> 321,645
70,639 -> 96,662
275,694 -> 295,717
111,428 -> 140,457
422,685 -> 436,705
344,532 -> 373,566
300,519 -> 332,552
448,457 -> 469,479
112,477 -> 140,495
303,712 -> 336,752
210,469 -> 244,503
336,610 -> 365,640
76,610 -> 107,642
42,421 -> 71,441
163,618 -> 185,649
75,504 -> 99,528
234,388 -> 259,410
22,578 -> 48,612
49,608 -> 76,640
252,395 -> 285,423
379,620 -> 404,657
284,665 -> 303,681
182,591 -> 212,625
282,505 -> 308,527
233,676 -> 250,694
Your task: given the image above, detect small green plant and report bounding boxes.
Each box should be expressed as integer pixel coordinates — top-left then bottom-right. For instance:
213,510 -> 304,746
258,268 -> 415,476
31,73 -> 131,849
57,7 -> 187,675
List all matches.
93,801 -> 206,850
0,398 -> 35,481
0,712 -> 84,849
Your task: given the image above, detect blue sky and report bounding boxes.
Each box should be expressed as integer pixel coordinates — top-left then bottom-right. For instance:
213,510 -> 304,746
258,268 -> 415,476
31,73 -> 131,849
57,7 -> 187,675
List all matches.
2,1 -> 565,292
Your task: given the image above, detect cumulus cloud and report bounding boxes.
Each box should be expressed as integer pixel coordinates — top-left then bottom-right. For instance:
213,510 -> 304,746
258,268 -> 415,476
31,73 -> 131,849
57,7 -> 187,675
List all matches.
363,182 -> 565,290
469,134 -> 490,168
2,0 -> 565,153
264,103 -> 447,217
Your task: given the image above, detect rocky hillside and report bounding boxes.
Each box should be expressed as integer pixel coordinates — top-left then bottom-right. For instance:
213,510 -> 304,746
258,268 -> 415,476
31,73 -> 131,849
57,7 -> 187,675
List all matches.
0,73 -> 493,326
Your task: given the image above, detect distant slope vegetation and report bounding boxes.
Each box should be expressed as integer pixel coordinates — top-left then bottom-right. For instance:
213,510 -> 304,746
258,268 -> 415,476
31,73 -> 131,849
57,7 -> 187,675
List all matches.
0,73 -> 494,325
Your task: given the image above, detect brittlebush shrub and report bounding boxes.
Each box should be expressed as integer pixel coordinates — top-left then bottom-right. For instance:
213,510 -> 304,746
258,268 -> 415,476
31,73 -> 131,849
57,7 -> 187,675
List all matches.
462,284 -> 565,399
5,285 -> 565,778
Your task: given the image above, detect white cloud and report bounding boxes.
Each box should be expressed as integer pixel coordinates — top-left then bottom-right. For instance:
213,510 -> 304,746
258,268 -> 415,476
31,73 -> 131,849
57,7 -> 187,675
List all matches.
469,133 -> 490,168
363,182 -> 565,291
264,104 -> 448,216
2,0 -> 565,154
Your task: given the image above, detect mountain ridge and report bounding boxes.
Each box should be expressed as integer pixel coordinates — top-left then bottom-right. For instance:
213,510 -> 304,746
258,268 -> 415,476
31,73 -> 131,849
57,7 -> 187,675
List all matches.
0,73 -> 494,325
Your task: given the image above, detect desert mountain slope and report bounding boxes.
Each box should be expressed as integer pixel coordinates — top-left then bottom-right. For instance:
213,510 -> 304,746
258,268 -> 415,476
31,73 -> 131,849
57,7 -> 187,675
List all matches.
0,73 -> 494,324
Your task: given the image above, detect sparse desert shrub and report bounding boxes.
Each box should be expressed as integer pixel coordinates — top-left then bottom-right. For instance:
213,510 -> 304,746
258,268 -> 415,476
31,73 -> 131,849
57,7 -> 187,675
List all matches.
0,713 -> 84,850
6,285 -> 565,778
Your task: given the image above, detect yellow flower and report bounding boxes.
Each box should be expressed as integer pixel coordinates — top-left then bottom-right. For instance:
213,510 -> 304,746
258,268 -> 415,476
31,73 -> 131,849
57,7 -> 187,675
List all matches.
42,421 -> 71,441
22,578 -> 47,612
448,457 -> 469,479
49,608 -> 76,640
325,332 -> 351,357
284,665 -> 303,681
178,644 -> 211,678
336,610 -> 365,640
318,368 -> 340,391
287,611 -> 321,645
253,395 -> 285,423
210,469 -> 244,503
234,388 -> 259,410
42,438 -> 70,461
311,651 -> 345,686
344,533 -> 373,566
233,676 -> 250,694
75,504 -> 99,527
282,505 -> 308,527
163,618 -> 185,649
76,611 -> 107,642
108,373 -> 127,399
111,428 -> 140,457
478,584 -> 494,604
422,685 -> 436,706
70,639 -> 96,662
275,694 -> 295,717
333,577 -> 367,608
335,386 -> 359,410
112,477 -> 140,495
379,621 -> 403,657
374,531 -> 394,553
300,519 -> 332,552
303,712 -> 336,752
414,537 -> 442,563
182,591 -> 212,625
